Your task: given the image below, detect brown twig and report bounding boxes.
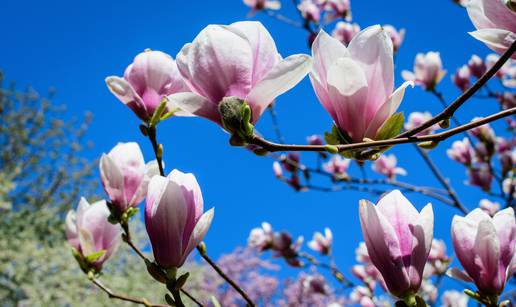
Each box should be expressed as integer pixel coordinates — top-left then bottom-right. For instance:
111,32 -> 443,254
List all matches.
147,125 -> 165,176
90,277 -> 168,307
197,245 -> 256,307
248,107 -> 516,153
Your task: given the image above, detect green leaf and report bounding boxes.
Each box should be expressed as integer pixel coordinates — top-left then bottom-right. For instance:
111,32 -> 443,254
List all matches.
85,250 -> 106,263
375,112 -> 404,140
149,99 -> 168,127
175,272 -> 189,290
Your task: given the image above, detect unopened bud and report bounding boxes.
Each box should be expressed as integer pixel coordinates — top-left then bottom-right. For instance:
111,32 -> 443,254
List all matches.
324,145 -> 339,154
157,144 -> 163,159
418,140 -> 439,149
439,118 -> 450,129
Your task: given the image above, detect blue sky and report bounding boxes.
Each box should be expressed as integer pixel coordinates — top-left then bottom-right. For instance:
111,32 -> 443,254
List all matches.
1,0 -> 510,299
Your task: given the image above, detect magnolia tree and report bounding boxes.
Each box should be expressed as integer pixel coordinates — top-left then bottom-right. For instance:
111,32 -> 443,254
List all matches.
65,0 -> 516,306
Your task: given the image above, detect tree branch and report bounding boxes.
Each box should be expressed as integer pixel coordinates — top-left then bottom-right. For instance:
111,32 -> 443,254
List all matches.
90,277 -> 168,307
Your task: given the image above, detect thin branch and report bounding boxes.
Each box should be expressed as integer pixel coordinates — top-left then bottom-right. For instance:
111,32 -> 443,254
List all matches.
248,107 -> 516,153
264,10 -> 302,28
90,277 -> 168,307
147,126 -> 165,176
196,245 -> 256,307
268,104 -> 286,143
298,252 -> 354,288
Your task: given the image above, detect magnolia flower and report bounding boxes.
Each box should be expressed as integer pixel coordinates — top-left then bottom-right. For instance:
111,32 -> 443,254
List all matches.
452,65 -> 471,92
145,170 -> 214,268
248,222 -> 274,251
243,0 -> 281,13
466,0 -> 516,59
169,21 -> 312,129
298,0 -> 321,23
66,198 -> 122,270
372,154 -> 407,179
468,54 -> 487,78
467,164 -> 493,191
355,242 -> 371,263
100,142 -> 159,213
351,264 -> 381,290
383,25 -> 405,53
447,137 -> 475,165
426,239 -> 450,275
404,111 -> 438,136
331,21 -> 360,46
350,286 -> 375,307
310,25 -> 413,142
479,198 -> 501,216
402,52 -> 446,90
359,190 -> 434,298
449,208 -> 516,295
441,290 -> 469,307
105,50 -> 189,122
486,53 -> 511,78
323,155 -> 351,177
323,0 -> 351,21
307,227 -> 333,255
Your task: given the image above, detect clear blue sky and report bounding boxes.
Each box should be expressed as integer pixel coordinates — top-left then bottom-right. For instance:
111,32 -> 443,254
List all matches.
0,0 -> 508,297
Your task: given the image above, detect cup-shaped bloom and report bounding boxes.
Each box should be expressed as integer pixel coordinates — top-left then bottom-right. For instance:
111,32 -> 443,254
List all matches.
145,170 -> 214,268
331,21 -> 360,46
467,164 -> 493,191
404,111 -> 438,136
65,198 -> 122,270
449,208 -> 516,296
248,222 -> 274,251
298,0 -> 321,23
323,155 -> 351,177
310,25 -> 413,143
359,190 -> 434,298
383,25 -> 405,53
468,54 -> 487,78
105,50 -> 190,122
100,142 -> 159,212
447,137 -> 475,165
371,154 -> 407,179
168,21 -> 312,128
323,0 -> 351,22
307,227 -> 333,255
466,0 -> 516,59
402,52 -> 446,90
452,65 -> 471,92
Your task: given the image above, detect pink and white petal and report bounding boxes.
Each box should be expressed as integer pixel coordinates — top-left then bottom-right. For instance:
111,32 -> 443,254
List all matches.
105,76 -> 148,120
310,73 -> 337,121
469,29 -> 516,59
246,54 -> 312,123
446,267 -> 474,282
348,25 -> 394,112
180,207 -> 215,265
401,70 -> 416,82
492,208 -> 516,269
230,21 -> 281,85
167,92 -> 221,124
311,30 -> 349,85
364,81 -> 413,139
474,219 -> 501,290
65,211 -> 80,250
99,154 -> 126,206
482,0 -> 516,32
76,197 -> 91,231
467,0 -> 496,30
408,203 -> 434,288
359,199 -> 410,296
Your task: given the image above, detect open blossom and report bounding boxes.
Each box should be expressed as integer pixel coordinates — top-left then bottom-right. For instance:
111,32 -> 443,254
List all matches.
452,65 -> 471,92
447,137 -> 475,165
467,164 -> 493,191
248,222 -> 274,251
466,0 -> 516,59
383,25 -> 405,53
479,199 -> 501,216
449,208 -> 516,296
307,227 -> 333,255
271,232 -> 304,267
298,0 -> 321,23
404,111 -> 438,136
65,198 -> 122,270
145,170 -> 214,268
331,21 -> 360,46
468,54 -> 487,78
359,190 -> 434,298
426,239 -> 450,275
372,154 -> 407,179
323,155 -> 351,177
105,50 -> 190,122
310,25 -> 413,142
402,51 -> 446,90
168,21 -> 312,128
243,0 -> 281,12
323,0 -> 351,21
99,142 -> 158,213
441,290 -> 469,307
